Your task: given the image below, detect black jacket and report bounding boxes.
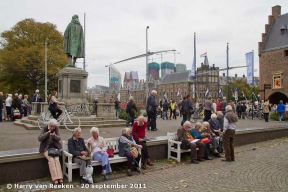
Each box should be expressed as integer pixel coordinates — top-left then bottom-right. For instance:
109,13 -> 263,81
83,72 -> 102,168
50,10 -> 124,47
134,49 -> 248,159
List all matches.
146,95 -> 158,112
0,96 -> 3,109
163,102 -> 169,111
183,98 -> 193,113
68,137 -> 88,158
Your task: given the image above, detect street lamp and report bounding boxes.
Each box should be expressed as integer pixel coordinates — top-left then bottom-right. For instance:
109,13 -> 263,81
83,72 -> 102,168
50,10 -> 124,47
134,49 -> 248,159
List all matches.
146,26 -> 149,102
105,64 -> 111,89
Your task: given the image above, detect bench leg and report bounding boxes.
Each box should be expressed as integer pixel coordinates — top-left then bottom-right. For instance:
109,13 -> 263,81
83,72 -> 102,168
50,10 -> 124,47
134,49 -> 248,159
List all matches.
177,149 -> 181,163
167,145 -> 171,159
68,165 -> 72,182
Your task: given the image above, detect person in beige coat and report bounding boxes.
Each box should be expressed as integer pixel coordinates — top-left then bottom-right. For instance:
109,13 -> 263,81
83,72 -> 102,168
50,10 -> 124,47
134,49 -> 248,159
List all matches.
87,127 -> 112,180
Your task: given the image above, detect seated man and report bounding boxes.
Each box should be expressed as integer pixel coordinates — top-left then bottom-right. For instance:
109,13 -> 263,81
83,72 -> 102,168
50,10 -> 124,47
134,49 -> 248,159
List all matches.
68,128 -> 95,184
177,121 -> 205,164
132,116 -> 154,169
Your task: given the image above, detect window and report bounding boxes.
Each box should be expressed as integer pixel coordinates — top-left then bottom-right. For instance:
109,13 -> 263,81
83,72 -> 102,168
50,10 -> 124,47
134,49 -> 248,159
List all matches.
200,93 -> 202,97
285,50 -> 288,57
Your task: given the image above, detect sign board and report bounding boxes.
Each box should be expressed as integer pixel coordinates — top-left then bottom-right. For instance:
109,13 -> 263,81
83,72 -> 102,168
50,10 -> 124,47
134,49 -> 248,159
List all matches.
245,52 -> 253,85
264,84 -> 271,89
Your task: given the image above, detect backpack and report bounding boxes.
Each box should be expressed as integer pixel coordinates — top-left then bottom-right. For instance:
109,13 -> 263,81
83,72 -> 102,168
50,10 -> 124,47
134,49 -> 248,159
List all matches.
126,101 -> 132,113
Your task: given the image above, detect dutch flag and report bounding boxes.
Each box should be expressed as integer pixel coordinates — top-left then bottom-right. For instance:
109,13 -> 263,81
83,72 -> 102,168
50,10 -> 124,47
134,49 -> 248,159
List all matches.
177,87 -> 181,97
200,52 -> 207,57
218,88 -> 222,97
205,88 -> 210,97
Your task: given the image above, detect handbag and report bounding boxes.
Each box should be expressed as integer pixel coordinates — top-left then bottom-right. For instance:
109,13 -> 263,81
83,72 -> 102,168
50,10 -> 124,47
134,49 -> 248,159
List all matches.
83,165 -> 93,184
106,142 -> 114,158
48,148 -> 61,157
201,138 -> 210,144
13,109 -> 21,117
48,102 -> 57,112
124,145 -> 139,158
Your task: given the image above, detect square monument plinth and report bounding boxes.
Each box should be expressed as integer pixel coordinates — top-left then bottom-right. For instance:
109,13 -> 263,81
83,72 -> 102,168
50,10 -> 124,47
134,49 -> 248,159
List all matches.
56,67 -> 88,105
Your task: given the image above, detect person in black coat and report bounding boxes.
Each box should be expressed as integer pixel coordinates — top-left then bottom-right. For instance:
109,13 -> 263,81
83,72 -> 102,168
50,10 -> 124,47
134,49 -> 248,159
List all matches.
236,102 -> 242,119
146,90 -> 160,131
68,128 -> 96,184
126,96 -> 137,127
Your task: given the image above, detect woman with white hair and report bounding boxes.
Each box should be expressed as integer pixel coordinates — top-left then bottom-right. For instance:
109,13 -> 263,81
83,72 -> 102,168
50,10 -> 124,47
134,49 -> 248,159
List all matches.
38,119 -> 63,185
87,127 -> 112,180
119,128 -> 142,176
208,113 -> 221,136
190,122 -> 212,160
201,121 -> 220,155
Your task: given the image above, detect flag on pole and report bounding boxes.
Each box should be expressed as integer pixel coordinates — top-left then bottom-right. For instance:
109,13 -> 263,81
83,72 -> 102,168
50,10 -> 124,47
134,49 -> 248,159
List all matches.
200,52 -> 207,57
218,88 -> 222,97
190,33 -> 196,77
163,90 -> 167,100
205,88 -> 210,97
177,87 -> 181,97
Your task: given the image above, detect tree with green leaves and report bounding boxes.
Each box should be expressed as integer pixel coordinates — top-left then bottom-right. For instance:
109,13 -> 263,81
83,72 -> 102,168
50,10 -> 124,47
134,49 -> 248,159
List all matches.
0,18 -> 67,96
222,79 -> 259,102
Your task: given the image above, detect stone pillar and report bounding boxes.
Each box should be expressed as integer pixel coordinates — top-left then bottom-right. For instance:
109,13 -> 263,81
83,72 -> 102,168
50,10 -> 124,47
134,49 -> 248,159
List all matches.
96,103 -> 116,118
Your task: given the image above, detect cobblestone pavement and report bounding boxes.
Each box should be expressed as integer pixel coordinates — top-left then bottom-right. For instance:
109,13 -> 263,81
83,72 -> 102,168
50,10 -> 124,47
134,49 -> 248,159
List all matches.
1,137 -> 288,192
0,116 -> 287,151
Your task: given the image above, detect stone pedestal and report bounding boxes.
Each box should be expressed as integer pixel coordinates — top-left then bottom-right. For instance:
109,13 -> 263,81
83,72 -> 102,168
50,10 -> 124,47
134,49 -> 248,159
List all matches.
56,67 -> 88,105
96,103 -> 116,118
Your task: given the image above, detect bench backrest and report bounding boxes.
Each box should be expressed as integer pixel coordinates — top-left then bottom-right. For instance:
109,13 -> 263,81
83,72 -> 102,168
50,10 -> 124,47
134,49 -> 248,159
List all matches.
63,137 -> 121,154
167,132 -> 178,141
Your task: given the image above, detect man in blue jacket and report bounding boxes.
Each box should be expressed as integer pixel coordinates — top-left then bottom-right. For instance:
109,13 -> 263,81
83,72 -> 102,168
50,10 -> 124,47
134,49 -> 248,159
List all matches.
146,90 -> 160,131
277,100 -> 286,122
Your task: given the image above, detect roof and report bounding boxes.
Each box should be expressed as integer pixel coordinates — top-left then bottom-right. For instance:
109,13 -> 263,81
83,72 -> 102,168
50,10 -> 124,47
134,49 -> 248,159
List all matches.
261,13 -> 288,52
131,71 -> 139,80
161,70 -> 193,84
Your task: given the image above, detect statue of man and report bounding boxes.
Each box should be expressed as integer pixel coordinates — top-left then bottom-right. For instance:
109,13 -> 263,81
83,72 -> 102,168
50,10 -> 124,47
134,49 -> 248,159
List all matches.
63,14 -> 84,67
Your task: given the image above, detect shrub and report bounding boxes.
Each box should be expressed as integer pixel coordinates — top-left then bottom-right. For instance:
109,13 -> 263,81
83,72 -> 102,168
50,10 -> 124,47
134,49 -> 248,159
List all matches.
269,112 -> 286,121
118,108 -> 141,120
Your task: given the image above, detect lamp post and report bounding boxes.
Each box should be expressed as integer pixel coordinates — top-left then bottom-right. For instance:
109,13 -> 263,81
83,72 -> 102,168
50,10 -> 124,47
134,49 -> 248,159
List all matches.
105,64 -> 111,89
44,39 -> 48,102
145,26 -> 149,103
174,51 -> 180,65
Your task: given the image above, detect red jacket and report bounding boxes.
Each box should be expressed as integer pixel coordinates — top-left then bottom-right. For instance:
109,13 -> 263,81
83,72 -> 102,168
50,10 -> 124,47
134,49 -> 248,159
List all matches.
216,102 -> 221,111
132,121 -> 147,141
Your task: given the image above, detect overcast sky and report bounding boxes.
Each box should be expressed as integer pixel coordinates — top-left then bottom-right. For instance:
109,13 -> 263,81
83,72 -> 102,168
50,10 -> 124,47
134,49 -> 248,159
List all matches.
1,0 -> 287,88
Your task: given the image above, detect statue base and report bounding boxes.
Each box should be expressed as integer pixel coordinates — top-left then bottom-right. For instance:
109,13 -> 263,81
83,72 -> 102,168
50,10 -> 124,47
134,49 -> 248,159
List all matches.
56,67 -> 88,106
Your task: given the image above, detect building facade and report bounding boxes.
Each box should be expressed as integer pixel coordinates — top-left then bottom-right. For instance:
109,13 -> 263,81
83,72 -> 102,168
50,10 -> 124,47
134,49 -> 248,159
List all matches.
176,64 -> 187,73
259,5 -> 288,104
161,62 -> 175,78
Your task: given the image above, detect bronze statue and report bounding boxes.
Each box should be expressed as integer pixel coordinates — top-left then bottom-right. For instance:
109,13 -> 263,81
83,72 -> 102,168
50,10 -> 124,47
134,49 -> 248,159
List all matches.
63,14 -> 84,67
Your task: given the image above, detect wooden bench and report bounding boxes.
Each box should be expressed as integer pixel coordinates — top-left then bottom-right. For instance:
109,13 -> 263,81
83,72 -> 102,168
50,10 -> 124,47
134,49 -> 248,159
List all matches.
62,137 -> 141,182
167,132 -> 201,163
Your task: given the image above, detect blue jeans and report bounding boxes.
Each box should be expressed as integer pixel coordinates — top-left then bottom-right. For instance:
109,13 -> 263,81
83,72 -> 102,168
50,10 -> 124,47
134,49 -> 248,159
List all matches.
162,111 -> 168,119
115,108 -> 120,117
92,151 -> 112,173
279,112 -> 284,121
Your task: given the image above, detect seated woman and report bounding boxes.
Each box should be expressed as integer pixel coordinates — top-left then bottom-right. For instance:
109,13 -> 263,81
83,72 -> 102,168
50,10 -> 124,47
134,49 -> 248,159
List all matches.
68,128 -> 95,184
38,119 -> 63,185
201,121 -> 220,155
132,116 -> 154,169
48,91 -> 65,120
190,122 -> 212,160
119,128 -> 142,176
87,127 -> 112,180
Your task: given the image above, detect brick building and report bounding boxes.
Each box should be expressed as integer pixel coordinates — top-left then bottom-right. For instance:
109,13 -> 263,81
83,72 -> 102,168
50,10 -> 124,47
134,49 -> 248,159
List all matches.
259,5 -> 288,104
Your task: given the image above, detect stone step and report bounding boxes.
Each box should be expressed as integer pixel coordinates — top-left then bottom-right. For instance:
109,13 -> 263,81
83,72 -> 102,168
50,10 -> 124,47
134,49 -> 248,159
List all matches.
27,115 -> 118,121
21,119 -> 125,126
14,121 -> 126,130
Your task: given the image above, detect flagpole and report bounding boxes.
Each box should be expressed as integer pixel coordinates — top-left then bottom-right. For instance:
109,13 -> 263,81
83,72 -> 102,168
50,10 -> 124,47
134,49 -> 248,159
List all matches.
194,32 -> 196,100
252,50 -> 254,120
226,43 -> 229,98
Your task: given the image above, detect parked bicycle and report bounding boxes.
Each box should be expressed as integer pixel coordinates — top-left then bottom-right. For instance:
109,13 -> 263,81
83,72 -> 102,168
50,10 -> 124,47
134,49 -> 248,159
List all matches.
246,109 -> 264,120
192,109 -> 204,121
37,106 -> 80,131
